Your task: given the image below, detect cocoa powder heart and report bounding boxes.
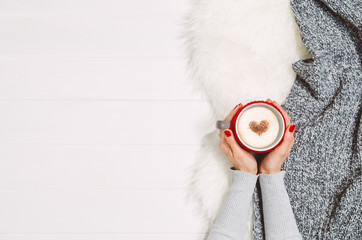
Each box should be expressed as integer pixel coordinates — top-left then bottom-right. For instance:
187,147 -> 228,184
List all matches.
249,120 -> 269,136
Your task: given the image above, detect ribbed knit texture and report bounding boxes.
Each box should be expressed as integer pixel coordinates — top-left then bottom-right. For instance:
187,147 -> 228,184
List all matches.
208,169 -> 259,239
207,169 -> 302,240
252,0 -> 362,239
259,171 -> 303,240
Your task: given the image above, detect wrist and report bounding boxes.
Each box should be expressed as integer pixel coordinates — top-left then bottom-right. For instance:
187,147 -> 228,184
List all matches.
233,166 -> 258,175
258,168 -> 281,174
229,168 -> 259,191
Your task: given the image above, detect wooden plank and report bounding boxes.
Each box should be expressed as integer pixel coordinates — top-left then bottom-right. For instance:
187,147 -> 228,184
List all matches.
0,0 -> 188,16
0,16 -> 185,57
0,57 -> 200,100
0,145 -> 200,188
0,189 -> 208,233
0,234 -> 206,240
0,100 -> 213,144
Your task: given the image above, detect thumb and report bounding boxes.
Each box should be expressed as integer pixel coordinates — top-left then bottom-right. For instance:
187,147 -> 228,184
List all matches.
284,124 -> 295,142
276,124 -> 295,154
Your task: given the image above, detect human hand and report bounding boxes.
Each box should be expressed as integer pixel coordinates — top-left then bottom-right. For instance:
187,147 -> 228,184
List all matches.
219,103 -> 258,175
258,99 -> 296,174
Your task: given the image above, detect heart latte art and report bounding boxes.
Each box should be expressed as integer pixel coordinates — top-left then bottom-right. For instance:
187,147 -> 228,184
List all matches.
237,106 -> 281,148
249,120 -> 270,136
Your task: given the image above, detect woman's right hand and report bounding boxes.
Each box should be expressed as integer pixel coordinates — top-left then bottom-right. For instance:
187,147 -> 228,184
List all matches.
258,99 -> 296,174
219,103 -> 258,175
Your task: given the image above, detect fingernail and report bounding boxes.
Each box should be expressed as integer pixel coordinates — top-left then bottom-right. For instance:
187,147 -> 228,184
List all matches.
233,103 -> 241,109
224,129 -> 232,137
289,124 -> 296,132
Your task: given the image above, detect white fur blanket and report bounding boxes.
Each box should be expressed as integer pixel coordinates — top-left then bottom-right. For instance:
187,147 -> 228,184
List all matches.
181,0 -> 311,238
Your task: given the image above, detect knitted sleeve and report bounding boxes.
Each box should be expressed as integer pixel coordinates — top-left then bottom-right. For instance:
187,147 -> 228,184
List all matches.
259,171 -> 303,240
206,168 -> 258,240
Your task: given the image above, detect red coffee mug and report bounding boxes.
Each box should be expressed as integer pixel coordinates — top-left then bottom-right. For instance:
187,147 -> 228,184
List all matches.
216,100 -> 286,153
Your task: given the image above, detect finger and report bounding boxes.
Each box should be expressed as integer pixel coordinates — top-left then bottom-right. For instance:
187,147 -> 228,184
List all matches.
219,135 -> 233,158
224,103 -> 244,121
272,100 -> 291,126
219,129 -> 230,150
283,124 -> 295,142
272,100 -> 289,117
220,129 -> 226,144
275,124 -> 295,157
267,99 -> 290,125
223,129 -> 241,157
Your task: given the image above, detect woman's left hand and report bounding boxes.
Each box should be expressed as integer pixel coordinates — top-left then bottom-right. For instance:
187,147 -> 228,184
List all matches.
258,99 -> 295,174
219,103 -> 258,175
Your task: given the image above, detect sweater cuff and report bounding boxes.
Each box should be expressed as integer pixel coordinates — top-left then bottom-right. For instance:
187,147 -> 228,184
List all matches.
229,167 -> 259,190
258,170 -> 286,189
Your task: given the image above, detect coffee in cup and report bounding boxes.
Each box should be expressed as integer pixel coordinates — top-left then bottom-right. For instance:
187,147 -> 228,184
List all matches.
216,100 -> 286,153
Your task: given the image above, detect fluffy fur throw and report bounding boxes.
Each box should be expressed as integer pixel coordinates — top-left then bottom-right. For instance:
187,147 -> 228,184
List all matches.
181,0 -> 310,238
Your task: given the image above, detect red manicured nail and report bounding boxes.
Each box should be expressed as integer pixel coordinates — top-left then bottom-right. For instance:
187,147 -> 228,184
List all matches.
233,103 -> 241,109
289,124 -> 296,132
224,130 -> 232,137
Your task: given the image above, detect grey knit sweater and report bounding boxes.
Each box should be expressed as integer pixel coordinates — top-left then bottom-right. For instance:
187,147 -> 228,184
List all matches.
252,0 -> 362,239
207,169 -> 302,240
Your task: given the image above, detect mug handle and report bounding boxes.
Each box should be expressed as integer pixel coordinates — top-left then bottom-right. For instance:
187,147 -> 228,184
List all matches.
216,120 -> 230,130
